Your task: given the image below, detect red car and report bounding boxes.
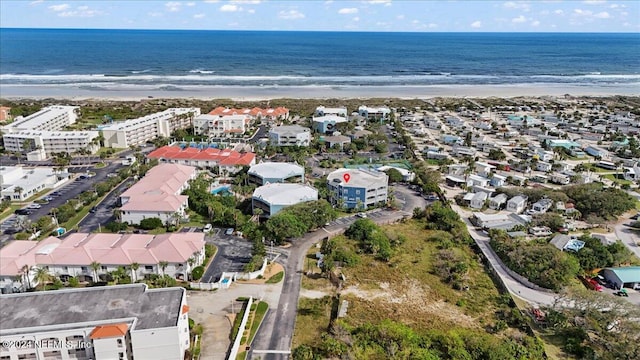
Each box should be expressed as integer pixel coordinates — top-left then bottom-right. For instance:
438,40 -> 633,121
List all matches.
587,278 -> 604,292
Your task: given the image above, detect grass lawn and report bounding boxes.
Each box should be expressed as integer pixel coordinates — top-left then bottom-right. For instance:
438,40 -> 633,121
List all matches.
265,271 -> 284,284
94,162 -> 107,169
0,205 -> 21,221
602,173 -> 632,185
292,297 -> 333,349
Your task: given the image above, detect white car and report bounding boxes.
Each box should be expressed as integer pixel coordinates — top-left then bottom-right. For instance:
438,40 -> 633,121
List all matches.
203,224 -> 213,232
225,228 -> 234,236
356,213 -> 367,218
27,204 -> 42,209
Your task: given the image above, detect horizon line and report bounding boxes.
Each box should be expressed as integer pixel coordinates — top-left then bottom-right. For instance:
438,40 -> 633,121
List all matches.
1,27 -> 638,34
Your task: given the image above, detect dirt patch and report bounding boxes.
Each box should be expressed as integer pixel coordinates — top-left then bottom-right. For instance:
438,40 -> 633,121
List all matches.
187,291 -> 233,360
237,262 -> 284,284
341,278 -> 477,328
300,288 -> 333,299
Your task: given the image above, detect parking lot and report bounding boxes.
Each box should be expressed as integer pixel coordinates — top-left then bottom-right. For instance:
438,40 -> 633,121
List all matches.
201,230 -> 254,283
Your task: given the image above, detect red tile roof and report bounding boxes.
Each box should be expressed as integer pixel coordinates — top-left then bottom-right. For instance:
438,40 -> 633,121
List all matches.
147,146 -> 255,166
90,323 -> 129,339
208,106 -> 289,119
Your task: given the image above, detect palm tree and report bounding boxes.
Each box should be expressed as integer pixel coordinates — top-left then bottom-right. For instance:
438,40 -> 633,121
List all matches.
158,260 -> 169,287
20,264 -> 32,290
187,257 -> 196,281
130,262 -> 139,283
90,261 -> 101,283
34,267 -> 52,291
13,186 -> 24,201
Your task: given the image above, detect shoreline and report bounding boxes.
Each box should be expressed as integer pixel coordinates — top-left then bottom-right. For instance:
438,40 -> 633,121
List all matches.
1,84 -> 638,102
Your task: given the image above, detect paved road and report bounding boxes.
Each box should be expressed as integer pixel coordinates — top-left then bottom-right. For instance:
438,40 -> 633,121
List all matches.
1,161 -> 127,243
449,202 -> 557,306
614,221 -> 640,259
249,185 -> 427,359
77,178 -> 134,233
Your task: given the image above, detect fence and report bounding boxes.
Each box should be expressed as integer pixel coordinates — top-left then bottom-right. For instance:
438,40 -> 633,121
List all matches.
190,258 -> 268,290
227,297 -> 253,360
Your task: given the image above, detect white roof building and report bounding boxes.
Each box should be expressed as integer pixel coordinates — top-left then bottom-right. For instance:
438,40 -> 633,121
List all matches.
1,166 -> 69,201
248,162 -> 305,185
2,105 -> 78,133
252,183 -> 318,217
269,125 -> 312,147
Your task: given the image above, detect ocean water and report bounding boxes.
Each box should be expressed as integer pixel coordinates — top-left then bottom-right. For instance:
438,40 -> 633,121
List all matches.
0,29 -> 639,89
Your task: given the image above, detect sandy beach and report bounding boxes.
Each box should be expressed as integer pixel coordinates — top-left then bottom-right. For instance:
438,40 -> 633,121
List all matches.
1,84 -> 638,101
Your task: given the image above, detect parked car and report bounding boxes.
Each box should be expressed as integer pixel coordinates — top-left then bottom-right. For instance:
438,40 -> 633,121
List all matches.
225,227 -> 234,235
203,224 -> 213,232
27,204 -> 41,209
356,213 -> 367,218
15,209 -> 32,216
581,276 -> 604,292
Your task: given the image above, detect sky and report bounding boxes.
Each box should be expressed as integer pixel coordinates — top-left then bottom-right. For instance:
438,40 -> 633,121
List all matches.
0,0 -> 638,32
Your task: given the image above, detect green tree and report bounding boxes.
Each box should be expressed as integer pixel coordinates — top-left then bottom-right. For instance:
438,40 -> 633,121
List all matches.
90,261 -> 101,283
139,217 -> 163,230
385,168 -> 404,183
34,267 -> 52,291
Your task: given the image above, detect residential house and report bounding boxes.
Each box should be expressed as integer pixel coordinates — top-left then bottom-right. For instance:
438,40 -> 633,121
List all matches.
490,174 -> 507,188
531,198 -> 554,214
506,195 -> 528,214
489,193 -> 508,210
467,174 -> 490,188
585,145 -> 608,159
536,161 -> 553,172
474,162 -> 496,177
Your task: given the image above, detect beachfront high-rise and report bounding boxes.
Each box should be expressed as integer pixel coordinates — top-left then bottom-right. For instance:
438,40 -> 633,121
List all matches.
0,105 -> 100,160
101,108 -> 200,148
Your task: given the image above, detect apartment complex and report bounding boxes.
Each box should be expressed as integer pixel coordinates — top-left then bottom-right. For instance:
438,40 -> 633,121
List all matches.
147,145 -> 256,174
252,183 -> 318,217
269,125 -> 312,146
119,164 -> 197,225
2,130 -> 99,160
207,106 -> 289,121
0,284 -> 190,360
193,114 -> 250,137
0,106 -> 12,122
2,106 -> 78,133
247,162 -> 305,186
0,232 -> 206,292
0,106 -> 93,160
101,108 -> 200,148
326,168 -> 389,209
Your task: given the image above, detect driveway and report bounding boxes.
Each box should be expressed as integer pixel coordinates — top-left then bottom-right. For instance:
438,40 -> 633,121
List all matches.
614,221 -> 640,259
77,178 -> 134,233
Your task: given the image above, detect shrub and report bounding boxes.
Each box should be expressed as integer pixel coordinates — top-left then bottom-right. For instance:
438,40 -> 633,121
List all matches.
191,266 -> 204,281
68,277 -> 79,288
14,232 -> 30,240
139,217 -> 163,230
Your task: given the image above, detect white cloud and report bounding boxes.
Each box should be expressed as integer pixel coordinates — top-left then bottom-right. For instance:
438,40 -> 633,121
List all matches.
583,0 -> 606,4
247,9 -> 255,14
278,9 -> 305,20
470,20 -> 482,28
48,4 -> 70,12
203,0 -> 219,2
193,13 -> 205,18
539,10 -> 549,15
428,23 -> 438,28
148,12 -> 164,17
574,8 -> 592,16
29,0 -> 44,5
338,8 -> 359,14
367,0 -> 391,4
230,0 -> 261,4
187,2 -> 196,6
512,15 -> 527,23
503,1 -> 530,11
58,5 -> 102,18
396,14 -> 405,20
353,17 -> 360,22
531,20 -> 540,26
554,9 -> 564,15
609,4 -> 620,8
165,2 -> 181,12
220,4 -> 241,12
324,0 -> 334,4
593,11 -> 611,18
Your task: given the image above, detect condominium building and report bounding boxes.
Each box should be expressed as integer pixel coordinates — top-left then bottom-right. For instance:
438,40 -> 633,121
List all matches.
247,162 -> 305,186
252,183 -> 318,217
147,145 -> 256,174
315,106 -> 347,118
326,168 -> 389,209
208,106 -> 289,121
101,108 -> 200,148
358,105 -> 391,120
0,106 -> 12,122
0,232 -> 206,292
2,105 -> 78,133
119,164 -> 197,225
269,125 -> 311,146
0,284 -> 190,360
193,114 -> 250,137
2,130 -> 99,160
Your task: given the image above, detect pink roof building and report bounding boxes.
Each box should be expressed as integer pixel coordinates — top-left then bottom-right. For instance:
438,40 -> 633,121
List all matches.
147,146 -> 256,172
0,233 -> 206,287
119,163 -> 197,225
